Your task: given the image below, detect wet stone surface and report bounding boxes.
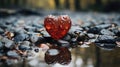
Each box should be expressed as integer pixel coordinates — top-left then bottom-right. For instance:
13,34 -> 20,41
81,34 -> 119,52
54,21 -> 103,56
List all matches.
0,11 -> 120,65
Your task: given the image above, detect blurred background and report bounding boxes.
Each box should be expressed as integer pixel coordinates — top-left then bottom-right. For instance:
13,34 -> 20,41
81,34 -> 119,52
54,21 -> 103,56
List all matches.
0,0 -> 120,12
0,0 -> 120,67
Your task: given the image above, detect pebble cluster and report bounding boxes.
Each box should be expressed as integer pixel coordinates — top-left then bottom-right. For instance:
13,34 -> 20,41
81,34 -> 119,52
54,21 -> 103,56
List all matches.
0,11 -> 120,65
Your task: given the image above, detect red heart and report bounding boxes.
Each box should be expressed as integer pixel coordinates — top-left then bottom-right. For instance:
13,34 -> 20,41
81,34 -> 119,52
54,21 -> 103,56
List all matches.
45,46 -> 71,65
44,15 -> 71,40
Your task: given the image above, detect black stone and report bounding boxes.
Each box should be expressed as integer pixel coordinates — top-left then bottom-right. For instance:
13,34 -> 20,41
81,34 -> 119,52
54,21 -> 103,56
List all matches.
95,43 -> 116,50
62,34 -> 71,41
34,48 -> 39,53
95,35 -> 115,44
77,33 -> 89,42
87,27 -> 101,34
114,30 -> 120,37
35,37 -> 46,46
70,38 -> 78,47
0,42 -> 3,49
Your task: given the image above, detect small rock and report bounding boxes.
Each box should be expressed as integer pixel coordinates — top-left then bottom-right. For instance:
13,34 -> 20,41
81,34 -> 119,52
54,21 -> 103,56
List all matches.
19,41 -> 30,51
13,28 -> 26,34
0,42 -> 3,49
41,31 -> 50,37
7,51 -> 20,58
95,35 -> 115,43
87,33 -> 95,39
62,34 -> 71,41
87,27 -> 101,34
115,38 -> 120,47
74,29 -> 82,34
14,33 -> 28,42
34,48 -> 39,53
95,43 -> 116,50
77,33 -> 89,42
18,44 -> 30,51
1,38 -> 14,48
70,38 -> 78,47
69,26 -> 83,36
0,28 -> 4,34
32,23 -> 43,28
0,52 -> 3,56
96,24 -> 111,29
29,34 -> 39,43
24,26 -> 36,32
58,40 -> 70,47
22,41 -> 30,46
113,29 -> 120,37
100,29 -> 115,35
82,22 -> 93,27
35,37 -> 46,46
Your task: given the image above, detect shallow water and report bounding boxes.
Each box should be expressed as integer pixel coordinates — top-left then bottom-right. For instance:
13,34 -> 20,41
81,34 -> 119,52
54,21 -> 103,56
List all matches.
0,44 -> 120,67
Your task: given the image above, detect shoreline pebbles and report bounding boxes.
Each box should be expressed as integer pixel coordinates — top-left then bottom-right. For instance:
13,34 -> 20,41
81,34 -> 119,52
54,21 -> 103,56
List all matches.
0,12 -> 120,65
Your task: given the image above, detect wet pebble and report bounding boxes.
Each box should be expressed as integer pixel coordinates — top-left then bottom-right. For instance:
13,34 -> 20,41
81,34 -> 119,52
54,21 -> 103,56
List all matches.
34,48 -> 39,53
95,35 -> 115,43
22,41 -> 30,46
0,28 -> 4,34
18,41 -> 30,51
87,33 -> 95,39
29,33 -> 39,43
100,29 -> 115,35
18,44 -> 30,51
58,40 -> 70,47
7,51 -> 20,58
13,28 -> 26,34
77,33 -> 89,42
32,23 -> 43,28
95,43 -> 116,50
69,26 -> 83,37
87,27 -> 101,34
14,33 -> 28,42
24,26 -> 36,32
113,29 -> 120,37
35,37 -> 46,46
96,24 -> 111,29
70,38 -> 78,47
115,38 -> 120,47
41,31 -> 50,37
1,38 -> 14,48
0,52 -> 3,56
62,34 -> 71,41
0,42 -> 3,49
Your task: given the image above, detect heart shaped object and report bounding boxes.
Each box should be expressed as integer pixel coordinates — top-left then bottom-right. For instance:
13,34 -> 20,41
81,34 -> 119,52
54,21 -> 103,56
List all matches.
44,15 -> 71,40
45,46 -> 71,65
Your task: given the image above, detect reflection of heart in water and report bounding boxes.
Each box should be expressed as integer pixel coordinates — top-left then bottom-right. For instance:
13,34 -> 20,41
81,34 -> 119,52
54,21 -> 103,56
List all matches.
44,46 -> 71,65
44,15 -> 71,40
